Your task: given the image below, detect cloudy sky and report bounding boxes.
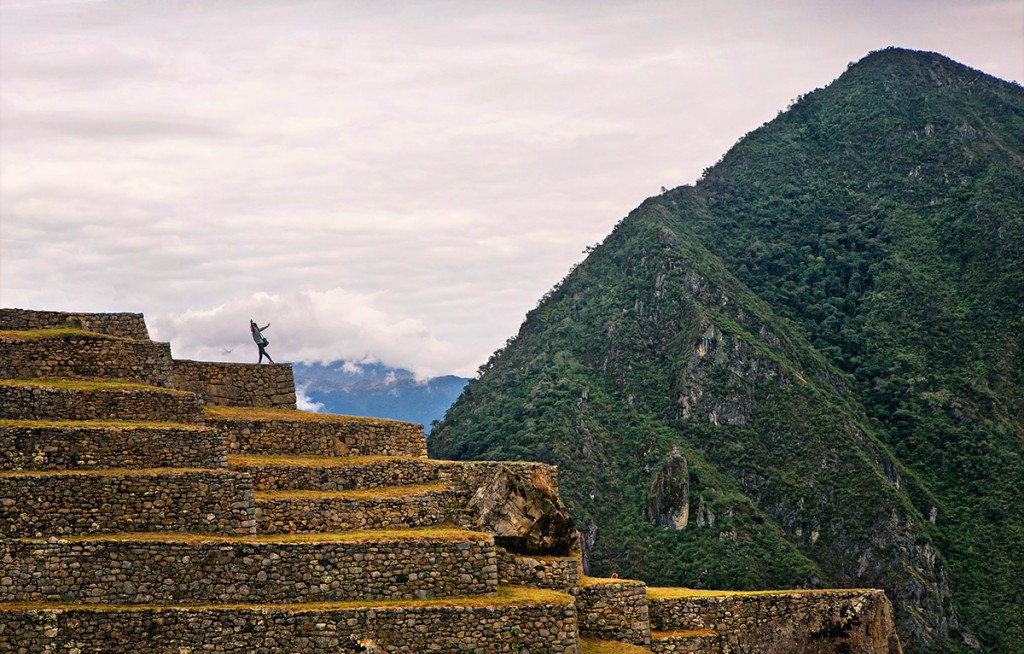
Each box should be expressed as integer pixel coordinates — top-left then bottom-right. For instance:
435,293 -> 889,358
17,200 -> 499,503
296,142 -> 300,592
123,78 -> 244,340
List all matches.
2,0 -> 1021,377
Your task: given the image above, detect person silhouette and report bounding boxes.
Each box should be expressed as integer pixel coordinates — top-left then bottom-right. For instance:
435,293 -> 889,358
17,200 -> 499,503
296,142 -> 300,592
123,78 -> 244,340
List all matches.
250,319 -> 274,364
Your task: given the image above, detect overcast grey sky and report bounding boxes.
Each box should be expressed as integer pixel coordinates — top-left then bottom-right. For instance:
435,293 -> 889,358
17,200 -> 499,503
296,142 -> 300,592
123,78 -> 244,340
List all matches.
2,0 -> 1021,377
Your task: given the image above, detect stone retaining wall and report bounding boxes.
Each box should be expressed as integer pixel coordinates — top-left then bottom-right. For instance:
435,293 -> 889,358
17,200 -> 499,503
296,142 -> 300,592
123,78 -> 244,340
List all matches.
0,309 -> 150,340
214,416 -> 426,457
496,550 -> 581,591
172,360 -> 297,408
650,631 -> 720,654
1,537 -> 498,603
256,488 -> 471,533
0,600 -> 579,653
439,460 -> 560,490
0,471 -> 255,537
648,590 -> 902,654
0,384 -> 204,423
0,335 -> 174,386
237,457 -> 443,491
0,424 -> 226,471
577,580 -> 651,646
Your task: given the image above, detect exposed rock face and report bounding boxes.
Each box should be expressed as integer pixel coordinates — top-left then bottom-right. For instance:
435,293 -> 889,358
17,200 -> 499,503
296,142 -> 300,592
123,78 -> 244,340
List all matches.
646,446 -> 690,529
464,463 -> 579,555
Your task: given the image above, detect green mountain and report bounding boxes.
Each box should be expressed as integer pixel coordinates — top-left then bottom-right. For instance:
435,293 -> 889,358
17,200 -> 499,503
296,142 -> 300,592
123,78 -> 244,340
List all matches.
429,48 -> 1024,653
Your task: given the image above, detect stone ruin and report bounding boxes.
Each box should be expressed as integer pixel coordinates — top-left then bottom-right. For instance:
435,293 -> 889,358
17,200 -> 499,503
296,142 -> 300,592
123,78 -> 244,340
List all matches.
0,308 -> 902,653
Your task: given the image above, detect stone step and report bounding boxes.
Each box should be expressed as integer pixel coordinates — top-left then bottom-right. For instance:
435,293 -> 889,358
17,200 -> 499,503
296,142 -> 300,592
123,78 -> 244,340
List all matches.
254,483 -> 473,533
0,420 -> 226,471
228,454 -> 445,491
0,309 -> 150,340
208,407 -> 426,457
0,586 -> 579,654
577,577 -> 651,646
0,528 -> 499,604
0,469 -> 255,537
649,630 -> 720,654
0,329 -> 174,387
0,380 -> 204,423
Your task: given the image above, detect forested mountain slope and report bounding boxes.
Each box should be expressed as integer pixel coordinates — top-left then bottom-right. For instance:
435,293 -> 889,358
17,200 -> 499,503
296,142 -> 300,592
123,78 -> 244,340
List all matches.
429,49 -> 1023,653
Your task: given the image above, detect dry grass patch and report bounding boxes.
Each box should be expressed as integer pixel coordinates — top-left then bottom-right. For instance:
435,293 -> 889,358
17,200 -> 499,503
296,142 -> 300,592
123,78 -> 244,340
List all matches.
581,575 -> 644,586
206,406 -> 415,425
0,327 -> 116,340
23,525 -> 491,545
580,638 -> 655,654
651,629 -> 717,638
0,467 -> 230,478
228,454 -> 412,468
255,482 -> 448,500
0,419 -> 207,430
0,585 -> 572,612
647,586 -> 872,599
0,378 -> 187,393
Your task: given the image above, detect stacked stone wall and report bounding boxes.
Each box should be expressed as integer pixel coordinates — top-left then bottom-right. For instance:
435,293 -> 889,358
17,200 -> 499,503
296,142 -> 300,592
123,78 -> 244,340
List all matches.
0,471 -> 255,537
0,424 -> 226,470
577,580 -> 651,646
1,537 -> 498,603
650,631 -> 720,654
172,360 -> 296,408
238,457 -> 443,491
649,589 -> 902,654
0,384 -> 204,423
0,336 -> 174,386
0,309 -> 150,340
257,488 -> 471,533
215,416 -> 425,457
0,600 -> 579,653
496,550 -> 581,591
439,460 -> 560,491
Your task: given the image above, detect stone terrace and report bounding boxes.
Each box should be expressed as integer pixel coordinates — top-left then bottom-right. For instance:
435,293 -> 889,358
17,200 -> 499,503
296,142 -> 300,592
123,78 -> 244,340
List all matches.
0,308 -> 902,653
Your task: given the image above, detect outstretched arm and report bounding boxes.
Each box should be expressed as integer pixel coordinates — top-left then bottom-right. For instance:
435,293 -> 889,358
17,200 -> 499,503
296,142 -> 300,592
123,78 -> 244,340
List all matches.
260,323 -> 270,331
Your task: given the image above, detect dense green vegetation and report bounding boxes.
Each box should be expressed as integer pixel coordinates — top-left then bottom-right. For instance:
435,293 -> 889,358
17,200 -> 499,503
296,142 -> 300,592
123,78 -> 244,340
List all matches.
431,49 -> 1022,653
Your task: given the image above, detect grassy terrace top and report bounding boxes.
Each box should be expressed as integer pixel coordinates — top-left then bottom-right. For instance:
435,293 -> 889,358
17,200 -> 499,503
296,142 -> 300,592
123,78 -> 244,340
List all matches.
650,629 -> 717,638
580,638 -> 655,654
0,378 -> 188,393
206,405 -> 418,425
22,525 -> 491,544
580,575 -> 644,587
0,467 -> 229,478
0,327 -> 124,341
229,454 -> 421,467
0,418 -> 208,430
647,587 -> 874,599
0,585 -> 572,612
255,482 -> 448,500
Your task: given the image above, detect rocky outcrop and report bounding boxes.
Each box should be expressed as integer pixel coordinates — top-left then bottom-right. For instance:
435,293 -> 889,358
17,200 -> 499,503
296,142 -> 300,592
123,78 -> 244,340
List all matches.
646,446 -> 690,529
461,463 -> 579,555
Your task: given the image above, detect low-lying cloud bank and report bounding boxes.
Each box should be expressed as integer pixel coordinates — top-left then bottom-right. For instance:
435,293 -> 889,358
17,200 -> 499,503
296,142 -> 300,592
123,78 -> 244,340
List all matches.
149,288 -> 465,379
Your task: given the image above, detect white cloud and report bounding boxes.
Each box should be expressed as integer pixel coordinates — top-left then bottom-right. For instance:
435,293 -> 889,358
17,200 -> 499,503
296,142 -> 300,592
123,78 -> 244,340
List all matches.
295,385 -> 324,413
1,0 -> 1020,380
148,288 -> 464,378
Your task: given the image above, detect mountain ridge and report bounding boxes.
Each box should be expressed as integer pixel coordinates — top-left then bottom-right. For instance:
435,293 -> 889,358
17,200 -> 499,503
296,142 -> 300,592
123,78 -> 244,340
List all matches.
430,48 -> 1023,653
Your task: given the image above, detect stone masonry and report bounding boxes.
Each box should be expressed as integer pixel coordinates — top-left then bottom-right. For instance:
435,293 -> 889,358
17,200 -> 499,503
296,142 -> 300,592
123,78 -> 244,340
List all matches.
172,359 -> 297,408
0,308 -> 902,653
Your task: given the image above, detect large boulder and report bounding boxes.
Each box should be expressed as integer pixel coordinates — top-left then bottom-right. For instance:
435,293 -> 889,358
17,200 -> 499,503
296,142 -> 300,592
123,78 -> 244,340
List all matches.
456,463 -> 579,556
